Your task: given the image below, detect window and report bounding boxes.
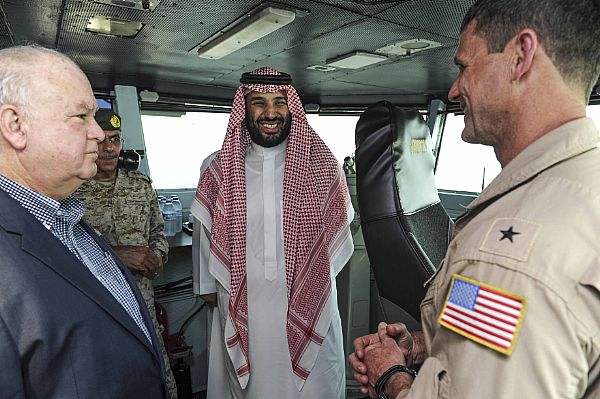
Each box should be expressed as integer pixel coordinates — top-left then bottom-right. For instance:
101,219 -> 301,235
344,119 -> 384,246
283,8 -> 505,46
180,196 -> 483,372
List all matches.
306,114 -> 359,164
142,112 -> 229,189
588,104 -> 600,127
96,98 -> 112,109
435,104 -> 600,193
434,113 -> 501,193
142,112 -> 359,189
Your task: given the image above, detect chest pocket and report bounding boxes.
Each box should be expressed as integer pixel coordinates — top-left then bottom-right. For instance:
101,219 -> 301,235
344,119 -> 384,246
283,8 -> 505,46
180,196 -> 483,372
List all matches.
112,196 -> 151,246
577,260 -> 600,334
579,260 -> 600,293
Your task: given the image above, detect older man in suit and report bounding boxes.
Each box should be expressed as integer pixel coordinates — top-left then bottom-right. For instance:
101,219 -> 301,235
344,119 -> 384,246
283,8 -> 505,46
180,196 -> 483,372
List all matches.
0,45 -> 165,398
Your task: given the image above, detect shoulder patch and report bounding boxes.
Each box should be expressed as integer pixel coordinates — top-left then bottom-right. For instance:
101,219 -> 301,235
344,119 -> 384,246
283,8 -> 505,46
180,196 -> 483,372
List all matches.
479,217 -> 540,262
438,274 -> 526,356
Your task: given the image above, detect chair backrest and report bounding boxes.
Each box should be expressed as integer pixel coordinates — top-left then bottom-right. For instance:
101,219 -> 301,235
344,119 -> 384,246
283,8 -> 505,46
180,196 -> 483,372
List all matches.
355,100 -> 453,321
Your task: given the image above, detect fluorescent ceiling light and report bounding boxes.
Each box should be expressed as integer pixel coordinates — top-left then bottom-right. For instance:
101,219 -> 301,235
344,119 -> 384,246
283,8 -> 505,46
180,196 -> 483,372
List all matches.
326,52 -> 387,69
197,7 -> 295,59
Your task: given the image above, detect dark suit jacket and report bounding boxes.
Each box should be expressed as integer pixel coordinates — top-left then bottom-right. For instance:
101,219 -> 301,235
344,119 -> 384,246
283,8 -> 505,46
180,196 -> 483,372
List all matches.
0,188 -> 166,398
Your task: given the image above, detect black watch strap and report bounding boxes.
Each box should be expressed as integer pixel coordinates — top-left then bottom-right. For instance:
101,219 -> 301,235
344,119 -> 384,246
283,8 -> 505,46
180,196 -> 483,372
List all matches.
375,364 -> 417,399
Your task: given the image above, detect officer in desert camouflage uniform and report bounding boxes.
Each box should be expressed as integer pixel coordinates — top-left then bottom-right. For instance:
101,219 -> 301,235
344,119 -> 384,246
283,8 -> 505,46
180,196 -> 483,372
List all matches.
75,109 -> 178,399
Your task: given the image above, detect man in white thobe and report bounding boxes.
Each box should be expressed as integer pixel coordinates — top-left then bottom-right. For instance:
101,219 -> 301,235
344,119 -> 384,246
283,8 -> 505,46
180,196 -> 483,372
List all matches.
191,67 -> 354,398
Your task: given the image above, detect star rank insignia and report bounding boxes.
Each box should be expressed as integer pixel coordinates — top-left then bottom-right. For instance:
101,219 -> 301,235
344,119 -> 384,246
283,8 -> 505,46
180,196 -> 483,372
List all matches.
500,226 -> 521,243
479,218 -> 540,262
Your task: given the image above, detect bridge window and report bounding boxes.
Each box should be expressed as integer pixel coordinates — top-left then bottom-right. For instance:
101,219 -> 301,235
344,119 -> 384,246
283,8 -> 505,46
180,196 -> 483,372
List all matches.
306,114 -> 359,164
142,112 -> 358,189
435,104 -> 600,194
588,104 -> 600,127
435,113 -> 501,193
142,112 -> 229,190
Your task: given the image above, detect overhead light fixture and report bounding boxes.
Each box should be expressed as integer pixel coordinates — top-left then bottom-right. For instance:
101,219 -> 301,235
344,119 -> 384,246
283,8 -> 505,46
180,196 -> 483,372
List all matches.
86,16 -> 144,38
376,39 -> 442,57
93,0 -> 162,12
325,51 -> 388,69
195,6 -> 296,59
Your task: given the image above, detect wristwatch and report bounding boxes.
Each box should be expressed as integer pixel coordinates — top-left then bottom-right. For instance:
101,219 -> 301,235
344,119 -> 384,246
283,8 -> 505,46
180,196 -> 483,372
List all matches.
375,364 -> 417,399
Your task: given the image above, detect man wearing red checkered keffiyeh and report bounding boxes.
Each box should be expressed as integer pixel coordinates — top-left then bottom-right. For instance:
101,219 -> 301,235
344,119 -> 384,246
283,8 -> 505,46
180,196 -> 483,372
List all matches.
191,67 -> 354,398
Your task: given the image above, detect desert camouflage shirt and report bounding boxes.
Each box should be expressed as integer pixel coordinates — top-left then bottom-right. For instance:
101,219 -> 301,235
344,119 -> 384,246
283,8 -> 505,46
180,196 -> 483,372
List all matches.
75,170 -> 168,261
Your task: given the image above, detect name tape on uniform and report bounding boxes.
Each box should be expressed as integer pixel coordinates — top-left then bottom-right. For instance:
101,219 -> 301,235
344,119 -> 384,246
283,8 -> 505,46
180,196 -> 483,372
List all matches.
438,274 -> 526,356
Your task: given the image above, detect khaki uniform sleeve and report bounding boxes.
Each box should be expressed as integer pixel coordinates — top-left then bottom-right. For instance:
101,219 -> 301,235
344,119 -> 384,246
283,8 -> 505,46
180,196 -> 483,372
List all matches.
396,357 -> 449,399
407,260 -> 592,399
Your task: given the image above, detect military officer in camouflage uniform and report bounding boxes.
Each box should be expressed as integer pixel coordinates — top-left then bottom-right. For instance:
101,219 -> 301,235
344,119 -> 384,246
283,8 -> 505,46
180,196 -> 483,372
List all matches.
75,109 -> 178,399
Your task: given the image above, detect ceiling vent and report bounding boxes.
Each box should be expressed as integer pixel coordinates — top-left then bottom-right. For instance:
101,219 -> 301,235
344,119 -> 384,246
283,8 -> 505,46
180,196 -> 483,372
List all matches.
376,39 -> 442,57
306,65 -> 337,72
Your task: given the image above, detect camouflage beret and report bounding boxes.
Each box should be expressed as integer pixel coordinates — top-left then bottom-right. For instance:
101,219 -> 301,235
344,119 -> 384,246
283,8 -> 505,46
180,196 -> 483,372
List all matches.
95,109 -> 122,131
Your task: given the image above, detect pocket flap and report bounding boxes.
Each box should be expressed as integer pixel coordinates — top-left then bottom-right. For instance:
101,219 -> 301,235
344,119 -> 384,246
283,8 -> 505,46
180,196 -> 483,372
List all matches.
579,258 -> 600,293
404,356 -> 449,398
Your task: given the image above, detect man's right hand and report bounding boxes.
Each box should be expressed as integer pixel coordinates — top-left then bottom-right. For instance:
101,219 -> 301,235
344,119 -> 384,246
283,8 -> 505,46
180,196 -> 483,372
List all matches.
200,293 -> 217,308
113,245 -> 163,278
349,322 -> 426,395
386,323 -> 427,366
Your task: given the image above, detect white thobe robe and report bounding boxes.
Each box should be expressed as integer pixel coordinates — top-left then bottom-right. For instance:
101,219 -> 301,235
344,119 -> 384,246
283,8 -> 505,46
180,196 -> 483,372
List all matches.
192,141 -> 347,398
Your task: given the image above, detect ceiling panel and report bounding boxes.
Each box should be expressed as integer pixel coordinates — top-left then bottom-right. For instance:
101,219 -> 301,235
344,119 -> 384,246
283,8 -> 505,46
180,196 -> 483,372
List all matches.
0,0 -> 540,107
377,0 -> 476,39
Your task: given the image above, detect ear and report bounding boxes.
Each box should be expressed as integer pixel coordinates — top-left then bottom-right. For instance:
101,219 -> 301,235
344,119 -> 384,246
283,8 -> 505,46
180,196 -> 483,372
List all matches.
0,104 -> 27,150
511,28 -> 538,82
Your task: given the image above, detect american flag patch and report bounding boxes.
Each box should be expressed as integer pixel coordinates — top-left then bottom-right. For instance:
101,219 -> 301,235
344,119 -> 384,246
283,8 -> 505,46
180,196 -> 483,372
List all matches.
438,274 -> 526,356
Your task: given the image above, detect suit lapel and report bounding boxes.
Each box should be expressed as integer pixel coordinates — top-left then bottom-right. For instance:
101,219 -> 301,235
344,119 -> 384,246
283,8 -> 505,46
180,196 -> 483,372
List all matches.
0,191 -> 161,365
79,221 -> 166,375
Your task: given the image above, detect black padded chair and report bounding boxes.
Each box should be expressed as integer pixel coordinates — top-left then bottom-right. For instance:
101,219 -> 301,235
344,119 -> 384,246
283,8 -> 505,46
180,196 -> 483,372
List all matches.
355,101 -> 453,322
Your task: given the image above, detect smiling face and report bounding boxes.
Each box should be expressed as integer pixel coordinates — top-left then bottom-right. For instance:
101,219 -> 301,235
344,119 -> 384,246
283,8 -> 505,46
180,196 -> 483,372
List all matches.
244,90 -> 292,147
448,21 -> 512,148
19,55 -> 104,199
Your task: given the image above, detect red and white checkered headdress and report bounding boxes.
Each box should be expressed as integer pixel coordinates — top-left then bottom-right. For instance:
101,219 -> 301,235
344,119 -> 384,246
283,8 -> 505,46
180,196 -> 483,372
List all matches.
192,67 -> 353,389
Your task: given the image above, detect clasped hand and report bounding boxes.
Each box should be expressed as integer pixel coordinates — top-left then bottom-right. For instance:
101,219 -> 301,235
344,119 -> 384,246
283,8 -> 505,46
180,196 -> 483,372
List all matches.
113,245 -> 163,279
349,322 -> 425,398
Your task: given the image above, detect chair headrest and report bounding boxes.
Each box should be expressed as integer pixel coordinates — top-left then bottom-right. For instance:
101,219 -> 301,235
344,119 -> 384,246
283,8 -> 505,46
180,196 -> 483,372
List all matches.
355,101 -> 440,217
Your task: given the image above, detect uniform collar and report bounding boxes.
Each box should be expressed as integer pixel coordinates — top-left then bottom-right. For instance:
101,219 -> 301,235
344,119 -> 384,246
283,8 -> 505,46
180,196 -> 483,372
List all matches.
469,117 -> 599,210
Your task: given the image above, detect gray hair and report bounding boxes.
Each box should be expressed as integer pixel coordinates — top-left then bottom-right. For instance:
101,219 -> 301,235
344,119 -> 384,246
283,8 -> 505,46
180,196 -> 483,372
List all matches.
0,45 -> 78,118
461,0 -> 600,98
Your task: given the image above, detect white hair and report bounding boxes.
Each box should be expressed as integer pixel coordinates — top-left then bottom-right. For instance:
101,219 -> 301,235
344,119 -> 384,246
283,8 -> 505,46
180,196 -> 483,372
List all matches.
0,45 -> 78,118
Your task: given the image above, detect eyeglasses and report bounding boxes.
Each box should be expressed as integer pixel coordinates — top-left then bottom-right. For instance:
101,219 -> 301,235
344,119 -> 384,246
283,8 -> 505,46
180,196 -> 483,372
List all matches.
101,136 -> 123,145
